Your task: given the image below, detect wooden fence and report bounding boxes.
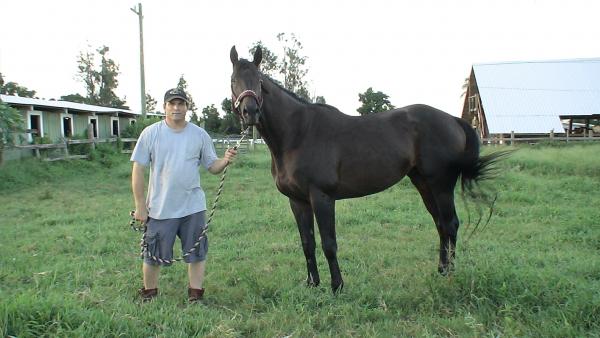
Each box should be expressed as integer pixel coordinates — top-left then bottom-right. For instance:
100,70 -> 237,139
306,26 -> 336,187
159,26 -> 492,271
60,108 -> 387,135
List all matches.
14,138 -> 124,161
11,131 -> 598,161
213,137 -> 256,153
482,130 -> 599,145
11,137 -> 255,162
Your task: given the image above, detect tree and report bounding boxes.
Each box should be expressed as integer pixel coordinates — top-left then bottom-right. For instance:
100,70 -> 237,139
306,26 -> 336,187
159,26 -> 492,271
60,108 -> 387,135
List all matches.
75,45 -> 127,108
189,111 -> 201,126
357,87 -> 395,115
60,93 -> 88,103
201,104 -> 221,133
219,97 -> 241,135
277,33 -> 310,99
97,46 -> 126,108
460,77 -> 470,98
0,101 -> 24,166
250,34 -> 328,103
176,75 -> 197,114
77,49 -> 99,103
0,73 -> 37,98
249,41 -> 279,78
145,93 -> 157,113
314,96 -> 327,104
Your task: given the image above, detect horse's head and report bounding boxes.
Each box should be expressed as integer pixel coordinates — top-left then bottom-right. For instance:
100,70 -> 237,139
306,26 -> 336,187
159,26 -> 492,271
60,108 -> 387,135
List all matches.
230,45 -> 263,126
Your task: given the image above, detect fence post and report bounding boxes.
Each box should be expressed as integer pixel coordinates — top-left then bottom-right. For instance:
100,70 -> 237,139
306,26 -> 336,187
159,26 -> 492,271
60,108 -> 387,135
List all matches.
566,130 -> 570,142
510,131 -> 515,146
88,124 -> 96,151
550,129 -> 554,140
64,139 -> 70,158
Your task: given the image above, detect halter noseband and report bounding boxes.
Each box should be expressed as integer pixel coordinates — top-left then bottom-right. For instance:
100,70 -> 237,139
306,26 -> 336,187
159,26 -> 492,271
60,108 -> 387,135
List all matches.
232,84 -> 263,114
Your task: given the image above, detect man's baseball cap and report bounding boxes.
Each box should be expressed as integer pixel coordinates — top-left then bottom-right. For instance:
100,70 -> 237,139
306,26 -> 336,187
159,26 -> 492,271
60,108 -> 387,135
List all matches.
164,88 -> 189,103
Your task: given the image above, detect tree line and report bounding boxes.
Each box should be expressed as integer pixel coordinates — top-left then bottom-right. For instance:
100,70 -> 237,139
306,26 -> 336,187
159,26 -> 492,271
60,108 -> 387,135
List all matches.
1,33 -> 397,138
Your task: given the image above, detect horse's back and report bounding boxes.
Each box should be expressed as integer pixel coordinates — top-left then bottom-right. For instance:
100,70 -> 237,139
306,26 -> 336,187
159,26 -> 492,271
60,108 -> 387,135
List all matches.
345,104 -> 475,178
298,103 -> 476,198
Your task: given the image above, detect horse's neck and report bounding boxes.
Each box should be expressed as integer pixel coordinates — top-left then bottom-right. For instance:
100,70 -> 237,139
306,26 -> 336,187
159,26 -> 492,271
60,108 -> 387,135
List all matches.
258,79 -> 308,156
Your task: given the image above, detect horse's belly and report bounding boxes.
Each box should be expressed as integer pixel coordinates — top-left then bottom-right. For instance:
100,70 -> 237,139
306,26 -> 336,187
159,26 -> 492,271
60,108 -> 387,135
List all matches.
334,172 -> 406,199
275,176 -> 307,200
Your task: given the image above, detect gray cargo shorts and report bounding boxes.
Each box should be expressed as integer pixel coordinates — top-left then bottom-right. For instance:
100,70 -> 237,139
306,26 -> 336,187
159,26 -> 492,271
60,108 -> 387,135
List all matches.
143,211 -> 208,266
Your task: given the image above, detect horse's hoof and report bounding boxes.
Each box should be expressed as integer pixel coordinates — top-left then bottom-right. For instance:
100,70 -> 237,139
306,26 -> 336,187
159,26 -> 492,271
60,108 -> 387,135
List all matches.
331,280 -> 344,294
306,278 -> 320,288
438,265 -> 454,276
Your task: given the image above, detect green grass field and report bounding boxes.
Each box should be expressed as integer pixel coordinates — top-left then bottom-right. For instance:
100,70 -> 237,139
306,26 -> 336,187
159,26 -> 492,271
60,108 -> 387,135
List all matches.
1,143 -> 599,337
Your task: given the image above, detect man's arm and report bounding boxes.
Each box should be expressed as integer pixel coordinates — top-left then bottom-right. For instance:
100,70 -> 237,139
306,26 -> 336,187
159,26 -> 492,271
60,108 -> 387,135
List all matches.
132,161 -> 148,221
208,148 -> 238,174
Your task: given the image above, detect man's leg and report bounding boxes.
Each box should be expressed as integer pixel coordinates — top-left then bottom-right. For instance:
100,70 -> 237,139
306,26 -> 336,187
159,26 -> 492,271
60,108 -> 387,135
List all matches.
143,262 -> 161,289
140,217 -> 176,300
181,212 -> 208,301
188,260 -> 205,289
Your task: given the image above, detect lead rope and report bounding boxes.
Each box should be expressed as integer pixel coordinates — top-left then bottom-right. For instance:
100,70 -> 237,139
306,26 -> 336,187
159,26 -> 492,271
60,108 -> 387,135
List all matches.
129,127 -> 251,264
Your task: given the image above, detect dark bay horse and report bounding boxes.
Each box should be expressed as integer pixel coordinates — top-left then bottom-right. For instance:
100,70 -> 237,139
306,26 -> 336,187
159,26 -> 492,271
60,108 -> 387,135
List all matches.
230,46 -> 504,292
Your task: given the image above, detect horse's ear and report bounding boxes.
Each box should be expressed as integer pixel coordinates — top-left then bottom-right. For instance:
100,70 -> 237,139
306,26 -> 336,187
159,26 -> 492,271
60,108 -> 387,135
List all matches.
230,46 -> 238,65
253,47 -> 262,67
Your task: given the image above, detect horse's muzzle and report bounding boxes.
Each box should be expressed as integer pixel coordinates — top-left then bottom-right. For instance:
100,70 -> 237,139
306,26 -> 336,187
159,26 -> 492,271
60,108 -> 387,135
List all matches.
242,105 -> 261,126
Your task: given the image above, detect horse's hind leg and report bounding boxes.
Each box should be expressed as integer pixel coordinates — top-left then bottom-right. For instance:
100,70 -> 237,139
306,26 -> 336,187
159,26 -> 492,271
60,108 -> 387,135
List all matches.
309,187 -> 344,293
289,198 -> 320,287
410,171 -> 459,274
409,171 -> 440,226
430,178 -> 460,275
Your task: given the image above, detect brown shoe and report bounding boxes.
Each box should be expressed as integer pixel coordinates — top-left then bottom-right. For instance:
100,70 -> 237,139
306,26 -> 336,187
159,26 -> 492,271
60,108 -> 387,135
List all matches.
188,287 -> 205,302
139,287 -> 158,302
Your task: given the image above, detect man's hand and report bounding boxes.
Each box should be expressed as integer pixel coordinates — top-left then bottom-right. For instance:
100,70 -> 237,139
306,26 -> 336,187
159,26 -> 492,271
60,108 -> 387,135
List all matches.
134,206 -> 148,223
223,147 -> 238,164
208,147 -> 239,174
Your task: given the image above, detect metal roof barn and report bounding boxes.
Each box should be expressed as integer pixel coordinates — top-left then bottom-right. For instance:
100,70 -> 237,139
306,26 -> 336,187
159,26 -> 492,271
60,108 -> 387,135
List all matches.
461,58 -> 600,138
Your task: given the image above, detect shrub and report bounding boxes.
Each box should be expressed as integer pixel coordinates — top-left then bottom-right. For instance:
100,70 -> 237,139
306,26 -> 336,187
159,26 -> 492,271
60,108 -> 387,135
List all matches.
121,116 -> 162,138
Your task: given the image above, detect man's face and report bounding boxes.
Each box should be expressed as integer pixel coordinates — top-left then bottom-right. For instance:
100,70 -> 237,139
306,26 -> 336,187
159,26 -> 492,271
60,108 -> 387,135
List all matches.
164,99 -> 188,121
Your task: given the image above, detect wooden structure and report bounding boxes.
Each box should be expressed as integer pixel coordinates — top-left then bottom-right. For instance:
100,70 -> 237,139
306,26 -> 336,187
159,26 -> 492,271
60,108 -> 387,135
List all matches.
1,94 -> 163,161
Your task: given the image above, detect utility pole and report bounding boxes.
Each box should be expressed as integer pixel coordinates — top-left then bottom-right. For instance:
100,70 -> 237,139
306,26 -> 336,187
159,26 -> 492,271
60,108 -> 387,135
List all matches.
130,3 -> 146,118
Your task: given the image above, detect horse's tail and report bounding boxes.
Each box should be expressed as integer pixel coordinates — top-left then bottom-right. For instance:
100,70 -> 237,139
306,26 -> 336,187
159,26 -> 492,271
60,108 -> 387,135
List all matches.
456,117 -> 512,238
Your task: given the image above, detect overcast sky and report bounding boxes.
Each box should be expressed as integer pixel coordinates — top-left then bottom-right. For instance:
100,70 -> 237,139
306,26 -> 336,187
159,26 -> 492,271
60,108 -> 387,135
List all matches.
1,0 -> 599,117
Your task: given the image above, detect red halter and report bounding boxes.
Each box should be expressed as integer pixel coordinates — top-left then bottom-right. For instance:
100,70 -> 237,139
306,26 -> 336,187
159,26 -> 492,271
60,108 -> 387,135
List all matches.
232,88 -> 263,114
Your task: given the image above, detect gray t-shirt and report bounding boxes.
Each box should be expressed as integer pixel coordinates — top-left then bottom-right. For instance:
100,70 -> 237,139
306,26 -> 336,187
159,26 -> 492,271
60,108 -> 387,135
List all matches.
130,121 -> 218,219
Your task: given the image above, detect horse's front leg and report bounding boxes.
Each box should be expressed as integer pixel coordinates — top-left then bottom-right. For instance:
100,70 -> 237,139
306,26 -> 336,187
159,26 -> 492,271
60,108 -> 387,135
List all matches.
289,198 -> 320,287
309,187 -> 344,293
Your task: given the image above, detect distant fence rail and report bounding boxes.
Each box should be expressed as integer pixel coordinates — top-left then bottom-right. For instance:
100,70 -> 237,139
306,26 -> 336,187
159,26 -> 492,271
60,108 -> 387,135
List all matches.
213,137 -> 261,153
13,138 -> 122,161
482,130 -> 599,145
10,136 -> 261,161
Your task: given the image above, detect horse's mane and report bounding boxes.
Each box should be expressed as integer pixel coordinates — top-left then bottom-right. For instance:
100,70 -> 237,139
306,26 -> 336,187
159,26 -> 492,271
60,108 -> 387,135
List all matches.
260,73 -> 311,104
260,73 -> 341,114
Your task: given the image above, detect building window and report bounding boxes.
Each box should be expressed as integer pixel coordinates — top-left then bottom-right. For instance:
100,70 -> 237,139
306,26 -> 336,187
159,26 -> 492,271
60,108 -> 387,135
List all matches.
60,113 -> 74,138
88,117 -> 98,138
111,117 -> 120,137
27,111 -> 44,143
468,94 -> 478,113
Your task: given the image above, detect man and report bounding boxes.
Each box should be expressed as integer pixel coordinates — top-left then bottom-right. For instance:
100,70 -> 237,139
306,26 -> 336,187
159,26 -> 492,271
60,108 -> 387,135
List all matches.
131,88 -> 237,302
